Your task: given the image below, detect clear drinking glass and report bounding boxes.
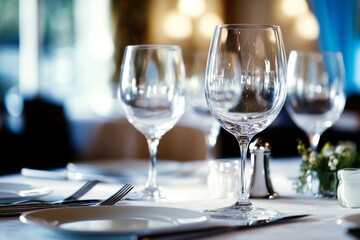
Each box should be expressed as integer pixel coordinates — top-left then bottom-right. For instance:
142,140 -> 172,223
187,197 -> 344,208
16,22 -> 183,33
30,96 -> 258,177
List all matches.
118,45 -> 186,201
286,51 -> 346,152
204,24 -> 287,220
188,52 -> 221,160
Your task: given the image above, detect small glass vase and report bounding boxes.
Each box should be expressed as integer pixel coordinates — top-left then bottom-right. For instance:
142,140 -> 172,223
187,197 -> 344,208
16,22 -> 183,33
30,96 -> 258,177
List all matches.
308,171 -> 338,198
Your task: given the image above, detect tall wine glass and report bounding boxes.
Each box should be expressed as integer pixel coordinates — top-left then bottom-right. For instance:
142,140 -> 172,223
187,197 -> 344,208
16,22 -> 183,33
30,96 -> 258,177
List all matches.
188,52 -> 221,160
204,24 -> 287,220
286,51 -> 346,152
118,45 -> 186,201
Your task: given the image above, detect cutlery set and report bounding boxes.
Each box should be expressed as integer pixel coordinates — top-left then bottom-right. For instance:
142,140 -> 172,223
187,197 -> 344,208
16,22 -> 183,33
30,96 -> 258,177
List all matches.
0,181 -> 133,217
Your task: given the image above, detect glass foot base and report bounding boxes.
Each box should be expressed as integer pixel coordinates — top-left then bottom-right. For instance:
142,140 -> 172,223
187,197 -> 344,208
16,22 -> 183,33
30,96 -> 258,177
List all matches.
125,187 -> 165,201
204,203 -> 282,221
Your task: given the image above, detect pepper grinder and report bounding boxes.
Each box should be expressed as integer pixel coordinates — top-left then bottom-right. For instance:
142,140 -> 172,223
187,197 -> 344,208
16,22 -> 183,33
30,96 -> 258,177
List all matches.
249,138 -> 278,199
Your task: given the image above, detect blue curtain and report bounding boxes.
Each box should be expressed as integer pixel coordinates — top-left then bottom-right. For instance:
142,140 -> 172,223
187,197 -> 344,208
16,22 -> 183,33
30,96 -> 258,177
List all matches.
309,0 -> 360,97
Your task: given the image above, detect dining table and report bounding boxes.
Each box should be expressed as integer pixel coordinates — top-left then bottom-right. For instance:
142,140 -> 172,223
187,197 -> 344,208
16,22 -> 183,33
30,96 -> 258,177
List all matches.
0,156 -> 359,240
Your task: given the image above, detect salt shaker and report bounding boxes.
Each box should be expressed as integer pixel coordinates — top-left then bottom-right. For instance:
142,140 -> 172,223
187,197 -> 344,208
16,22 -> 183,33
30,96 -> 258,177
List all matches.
337,168 -> 360,208
249,138 -> 278,199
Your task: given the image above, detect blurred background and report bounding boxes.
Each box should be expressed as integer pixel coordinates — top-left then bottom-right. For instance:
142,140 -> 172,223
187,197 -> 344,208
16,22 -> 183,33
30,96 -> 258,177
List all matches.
0,0 -> 359,174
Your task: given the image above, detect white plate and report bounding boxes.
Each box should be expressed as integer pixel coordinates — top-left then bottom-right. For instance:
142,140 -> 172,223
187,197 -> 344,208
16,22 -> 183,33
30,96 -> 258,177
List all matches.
20,205 -> 208,236
0,182 -> 51,204
337,213 -> 360,229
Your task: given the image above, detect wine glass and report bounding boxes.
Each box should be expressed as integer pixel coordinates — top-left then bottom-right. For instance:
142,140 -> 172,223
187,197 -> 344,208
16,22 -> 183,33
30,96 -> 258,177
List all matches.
204,24 -> 287,220
188,52 -> 221,160
286,51 -> 346,152
118,45 -> 186,201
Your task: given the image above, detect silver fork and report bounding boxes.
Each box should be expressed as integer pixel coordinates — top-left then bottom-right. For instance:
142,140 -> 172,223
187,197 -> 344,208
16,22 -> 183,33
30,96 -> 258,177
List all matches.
59,179 -> 101,202
98,183 -> 134,206
11,179 -> 100,205
0,183 -> 134,217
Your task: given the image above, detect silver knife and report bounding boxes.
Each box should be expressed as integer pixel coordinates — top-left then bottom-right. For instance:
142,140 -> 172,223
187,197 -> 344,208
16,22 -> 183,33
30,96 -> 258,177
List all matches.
21,168 -> 68,180
21,168 -> 120,183
0,199 -> 100,217
0,199 -> 101,209
137,214 -> 310,240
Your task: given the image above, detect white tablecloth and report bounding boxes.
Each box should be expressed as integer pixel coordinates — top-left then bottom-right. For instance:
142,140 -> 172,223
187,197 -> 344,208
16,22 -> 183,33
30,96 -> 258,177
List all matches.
0,157 -> 359,240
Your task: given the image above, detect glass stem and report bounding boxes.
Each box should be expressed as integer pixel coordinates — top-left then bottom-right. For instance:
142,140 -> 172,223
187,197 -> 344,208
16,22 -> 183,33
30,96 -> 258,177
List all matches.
309,133 -> 320,152
235,136 -> 252,208
205,124 -> 220,160
145,138 -> 160,189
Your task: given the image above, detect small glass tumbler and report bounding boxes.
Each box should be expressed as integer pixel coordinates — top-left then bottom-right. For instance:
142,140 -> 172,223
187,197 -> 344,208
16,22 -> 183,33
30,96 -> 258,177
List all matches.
207,160 -> 239,199
337,168 -> 360,208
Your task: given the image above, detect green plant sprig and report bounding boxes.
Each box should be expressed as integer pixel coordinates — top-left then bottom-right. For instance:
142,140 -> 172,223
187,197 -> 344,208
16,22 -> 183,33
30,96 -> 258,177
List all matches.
295,140 -> 360,193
